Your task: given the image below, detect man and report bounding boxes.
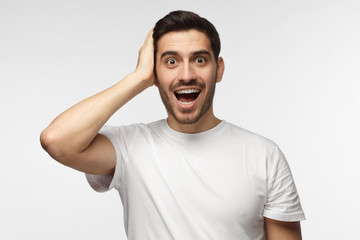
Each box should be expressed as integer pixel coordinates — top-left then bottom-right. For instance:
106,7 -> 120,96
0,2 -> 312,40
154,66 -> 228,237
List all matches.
41,10 -> 305,240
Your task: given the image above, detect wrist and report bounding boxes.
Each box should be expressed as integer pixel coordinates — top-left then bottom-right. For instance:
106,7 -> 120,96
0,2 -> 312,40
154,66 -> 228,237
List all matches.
121,72 -> 153,93
128,71 -> 155,88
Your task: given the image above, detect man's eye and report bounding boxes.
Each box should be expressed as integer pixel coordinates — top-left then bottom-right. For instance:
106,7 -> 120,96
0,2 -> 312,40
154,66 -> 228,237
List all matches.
166,59 -> 177,65
196,57 -> 206,64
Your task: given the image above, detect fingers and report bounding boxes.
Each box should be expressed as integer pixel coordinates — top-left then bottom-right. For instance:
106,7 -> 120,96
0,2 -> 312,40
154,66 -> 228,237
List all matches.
143,26 -> 155,45
134,27 -> 156,86
139,27 -> 155,59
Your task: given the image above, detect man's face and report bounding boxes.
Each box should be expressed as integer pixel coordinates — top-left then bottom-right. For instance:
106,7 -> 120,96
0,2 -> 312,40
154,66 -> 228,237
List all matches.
155,30 -> 224,129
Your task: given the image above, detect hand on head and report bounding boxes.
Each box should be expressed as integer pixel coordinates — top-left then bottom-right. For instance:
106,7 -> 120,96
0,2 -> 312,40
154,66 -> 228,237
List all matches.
134,27 -> 156,87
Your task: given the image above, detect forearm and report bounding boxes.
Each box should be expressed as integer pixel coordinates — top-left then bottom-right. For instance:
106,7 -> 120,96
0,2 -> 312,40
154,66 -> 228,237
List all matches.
40,73 -> 150,159
41,28 -> 155,171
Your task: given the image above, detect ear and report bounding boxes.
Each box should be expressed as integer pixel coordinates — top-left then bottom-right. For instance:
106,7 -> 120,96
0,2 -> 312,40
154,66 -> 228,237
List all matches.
216,57 -> 225,83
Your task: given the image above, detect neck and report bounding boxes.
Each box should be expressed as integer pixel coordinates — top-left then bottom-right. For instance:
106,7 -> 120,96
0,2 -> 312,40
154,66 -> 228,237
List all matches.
167,109 -> 221,133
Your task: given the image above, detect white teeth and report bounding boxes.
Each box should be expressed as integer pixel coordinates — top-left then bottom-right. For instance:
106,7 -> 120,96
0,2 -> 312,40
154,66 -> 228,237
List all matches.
175,89 -> 200,94
179,100 -> 195,105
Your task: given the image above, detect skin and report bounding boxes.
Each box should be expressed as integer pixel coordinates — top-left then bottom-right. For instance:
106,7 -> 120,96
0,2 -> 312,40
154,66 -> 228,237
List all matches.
265,218 -> 302,240
40,28 -> 302,239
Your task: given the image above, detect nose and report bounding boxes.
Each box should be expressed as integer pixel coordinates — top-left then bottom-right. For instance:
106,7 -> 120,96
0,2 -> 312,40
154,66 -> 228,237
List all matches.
179,62 -> 196,82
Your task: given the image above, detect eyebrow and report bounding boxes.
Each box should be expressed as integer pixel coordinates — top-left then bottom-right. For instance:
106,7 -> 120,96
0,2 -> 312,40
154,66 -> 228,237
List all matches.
160,50 -> 212,60
160,51 -> 179,60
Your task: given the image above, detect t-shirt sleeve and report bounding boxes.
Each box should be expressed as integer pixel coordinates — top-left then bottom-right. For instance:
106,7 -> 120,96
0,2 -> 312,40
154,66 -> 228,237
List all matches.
263,146 -> 306,222
85,125 -> 125,192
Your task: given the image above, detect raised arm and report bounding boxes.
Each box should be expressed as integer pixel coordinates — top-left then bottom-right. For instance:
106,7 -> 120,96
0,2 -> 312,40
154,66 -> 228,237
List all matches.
40,29 -> 155,175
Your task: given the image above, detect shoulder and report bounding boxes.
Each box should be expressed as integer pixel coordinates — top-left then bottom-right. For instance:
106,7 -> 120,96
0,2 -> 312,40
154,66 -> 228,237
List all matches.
222,121 -> 278,151
223,122 -> 288,173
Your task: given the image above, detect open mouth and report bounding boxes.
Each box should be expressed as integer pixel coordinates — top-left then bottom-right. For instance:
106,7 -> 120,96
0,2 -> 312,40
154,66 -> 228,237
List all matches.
174,89 -> 200,105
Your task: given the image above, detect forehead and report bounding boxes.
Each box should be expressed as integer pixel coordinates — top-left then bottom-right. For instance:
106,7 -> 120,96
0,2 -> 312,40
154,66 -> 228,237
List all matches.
156,30 -> 213,58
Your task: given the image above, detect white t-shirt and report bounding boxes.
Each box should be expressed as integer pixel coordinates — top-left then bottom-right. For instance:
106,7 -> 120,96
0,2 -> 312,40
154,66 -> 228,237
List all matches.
86,120 -> 305,240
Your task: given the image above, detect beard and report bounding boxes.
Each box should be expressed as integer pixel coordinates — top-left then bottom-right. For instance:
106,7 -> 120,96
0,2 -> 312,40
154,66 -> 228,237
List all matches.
157,77 -> 217,125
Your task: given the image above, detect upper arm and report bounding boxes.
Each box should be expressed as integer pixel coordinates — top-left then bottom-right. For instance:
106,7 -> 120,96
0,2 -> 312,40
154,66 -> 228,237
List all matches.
56,133 -> 116,175
265,218 -> 302,240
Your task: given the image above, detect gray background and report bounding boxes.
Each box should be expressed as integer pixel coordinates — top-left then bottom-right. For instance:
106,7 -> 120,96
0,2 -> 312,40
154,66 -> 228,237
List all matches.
1,0 -> 359,239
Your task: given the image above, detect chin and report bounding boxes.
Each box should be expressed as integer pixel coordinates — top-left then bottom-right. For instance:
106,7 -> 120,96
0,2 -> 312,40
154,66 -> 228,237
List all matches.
174,117 -> 199,125
172,110 -> 203,125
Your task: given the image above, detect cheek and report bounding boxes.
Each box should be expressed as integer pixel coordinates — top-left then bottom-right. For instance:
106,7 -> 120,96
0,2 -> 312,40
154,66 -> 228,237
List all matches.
199,68 -> 216,82
156,68 -> 177,87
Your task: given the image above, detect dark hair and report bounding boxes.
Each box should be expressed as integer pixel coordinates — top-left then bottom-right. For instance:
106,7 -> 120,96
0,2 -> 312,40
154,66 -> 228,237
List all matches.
153,10 -> 221,59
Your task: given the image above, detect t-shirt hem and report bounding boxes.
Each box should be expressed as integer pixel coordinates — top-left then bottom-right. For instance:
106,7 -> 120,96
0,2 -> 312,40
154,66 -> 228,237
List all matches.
263,210 -> 306,222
